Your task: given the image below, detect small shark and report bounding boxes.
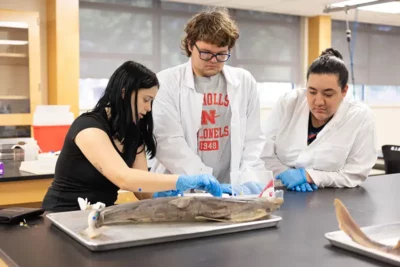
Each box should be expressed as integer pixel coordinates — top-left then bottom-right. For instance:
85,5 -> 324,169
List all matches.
334,198 -> 400,256
82,196 -> 284,239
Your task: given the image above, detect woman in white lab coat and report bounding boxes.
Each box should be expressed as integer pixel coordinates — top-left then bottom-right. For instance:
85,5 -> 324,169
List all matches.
263,48 -> 377,191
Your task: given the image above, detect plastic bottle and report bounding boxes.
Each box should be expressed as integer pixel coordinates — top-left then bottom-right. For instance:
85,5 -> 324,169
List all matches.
23,140 -> 40,161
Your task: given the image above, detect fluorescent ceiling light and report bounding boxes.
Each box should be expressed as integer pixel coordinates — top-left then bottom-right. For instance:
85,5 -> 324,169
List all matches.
330,0 -> 400,13
0,40 -> 28,45
0,22 -> 28,29
330,0 -> 378,8
358,2 -> 400,13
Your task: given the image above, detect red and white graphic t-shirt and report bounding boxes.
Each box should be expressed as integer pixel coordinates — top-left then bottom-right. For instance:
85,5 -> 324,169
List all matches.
194,73 -> 231,183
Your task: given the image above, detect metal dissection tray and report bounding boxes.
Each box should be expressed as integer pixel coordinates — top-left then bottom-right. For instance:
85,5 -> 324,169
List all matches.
47,210 -> 282,251
325,222 -> 400,266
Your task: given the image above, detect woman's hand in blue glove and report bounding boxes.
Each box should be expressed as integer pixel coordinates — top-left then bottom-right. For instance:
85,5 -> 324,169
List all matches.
176,174 -> 222,197
276,168 -> 307,190
291,183 -> 319,192
220,183 -> 233,195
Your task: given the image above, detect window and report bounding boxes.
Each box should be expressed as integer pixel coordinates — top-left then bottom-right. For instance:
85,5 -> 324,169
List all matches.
80,10 -> 153,55
79,78 -> 108,111
346,84 -> 364,102
160,15 -> 191,71
332,20 -> 400,105
258,82 -> 293,108
79,0 -> 302,111
332,20 -> 400,86
234,13 -> 301,83
364,85 -> 400,105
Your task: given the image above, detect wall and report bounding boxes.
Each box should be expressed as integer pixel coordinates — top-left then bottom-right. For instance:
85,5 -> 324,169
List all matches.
260,107 -> 400,151
0,0 -> 48,105
371,107 -> 400,149
46,0 -> 79,118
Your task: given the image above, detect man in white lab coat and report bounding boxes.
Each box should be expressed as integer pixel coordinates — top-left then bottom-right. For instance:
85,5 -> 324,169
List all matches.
151,7 -> 266,194
263,48 -> 378,191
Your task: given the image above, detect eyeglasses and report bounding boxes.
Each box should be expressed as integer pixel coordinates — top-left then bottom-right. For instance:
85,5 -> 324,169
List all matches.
193,43 -> 231,62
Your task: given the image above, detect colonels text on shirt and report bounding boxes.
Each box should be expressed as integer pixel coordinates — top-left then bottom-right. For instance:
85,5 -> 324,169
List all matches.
198,92 -> 230,151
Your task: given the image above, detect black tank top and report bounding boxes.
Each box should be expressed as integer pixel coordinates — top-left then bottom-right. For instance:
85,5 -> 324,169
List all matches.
42,111 -> 137,212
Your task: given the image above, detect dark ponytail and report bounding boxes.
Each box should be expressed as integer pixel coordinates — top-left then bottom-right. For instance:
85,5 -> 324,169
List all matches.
307,48 -> 348,90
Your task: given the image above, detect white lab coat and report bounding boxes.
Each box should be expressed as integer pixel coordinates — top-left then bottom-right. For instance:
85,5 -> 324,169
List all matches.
150,60 -> 266,177
262,88 -> 378,188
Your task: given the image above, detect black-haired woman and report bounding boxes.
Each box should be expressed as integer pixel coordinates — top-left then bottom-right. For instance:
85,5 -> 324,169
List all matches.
263,48 -> 377,191
42,61 -> 221,212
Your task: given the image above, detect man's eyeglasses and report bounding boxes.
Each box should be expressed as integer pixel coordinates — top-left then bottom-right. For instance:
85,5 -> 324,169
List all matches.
193,43 -> 230,62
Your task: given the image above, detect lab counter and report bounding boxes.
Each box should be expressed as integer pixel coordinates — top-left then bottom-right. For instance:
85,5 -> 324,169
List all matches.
0,160 -> 54,207
0,160 -> 137,207
0,174 -> 398,267
0,160 -> 53,182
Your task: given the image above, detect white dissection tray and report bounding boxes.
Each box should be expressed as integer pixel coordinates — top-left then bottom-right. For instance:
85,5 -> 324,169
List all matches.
47,210 -> 282,251
325,222 -> 400,266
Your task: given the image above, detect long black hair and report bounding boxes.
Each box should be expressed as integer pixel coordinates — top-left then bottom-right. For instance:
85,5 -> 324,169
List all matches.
307,48 -> 349,90
92,61 -> 158,159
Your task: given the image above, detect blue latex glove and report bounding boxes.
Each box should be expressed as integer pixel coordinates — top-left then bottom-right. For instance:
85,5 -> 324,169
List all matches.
153,190 -> 183,198
221,181 -> 264,196
221,183 -> 233,195
239,181 -> 264,195
291,183 -> 319,192
176,174 -> 222,197
276,168 -> 307,190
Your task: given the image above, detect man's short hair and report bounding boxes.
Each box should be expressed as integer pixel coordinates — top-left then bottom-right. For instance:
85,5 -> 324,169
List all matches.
181,7 -> 240,57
